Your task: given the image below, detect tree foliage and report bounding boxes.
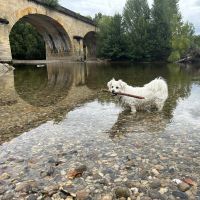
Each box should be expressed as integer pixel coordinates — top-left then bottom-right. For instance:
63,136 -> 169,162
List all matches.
93,13 -> 103,24
167,0 -> 194,62
194,35 -> 200,47
42,0 -> 59,7
97,14 -> 128,60
10,21 -> 46,60
168,21 -> 194,62
150,0 -> 172,60
123,0 -> 151,60
96,0 -> 197,62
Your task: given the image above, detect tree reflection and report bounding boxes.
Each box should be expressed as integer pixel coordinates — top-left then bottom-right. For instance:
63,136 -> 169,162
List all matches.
14,63 -> 73,107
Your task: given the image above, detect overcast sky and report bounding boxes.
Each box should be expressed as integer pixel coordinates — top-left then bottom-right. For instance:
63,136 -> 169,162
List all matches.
59,0 -> 200,35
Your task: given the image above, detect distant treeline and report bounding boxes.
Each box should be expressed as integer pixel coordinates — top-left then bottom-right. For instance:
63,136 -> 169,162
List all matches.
94,0 -> 200,62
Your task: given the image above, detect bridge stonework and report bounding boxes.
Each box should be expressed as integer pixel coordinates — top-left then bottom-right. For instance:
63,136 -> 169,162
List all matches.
0,0 -> 97,62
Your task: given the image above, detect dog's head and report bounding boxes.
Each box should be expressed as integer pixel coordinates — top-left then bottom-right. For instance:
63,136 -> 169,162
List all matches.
107,78 -> 127,95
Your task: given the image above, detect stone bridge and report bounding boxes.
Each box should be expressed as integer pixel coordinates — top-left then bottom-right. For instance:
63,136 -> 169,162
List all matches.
0,0 -> 97,62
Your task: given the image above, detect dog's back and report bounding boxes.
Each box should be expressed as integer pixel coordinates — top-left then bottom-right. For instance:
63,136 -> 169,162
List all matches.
144,77 -> 168,101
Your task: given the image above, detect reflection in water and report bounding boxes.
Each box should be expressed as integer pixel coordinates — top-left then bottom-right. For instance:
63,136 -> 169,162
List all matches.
0,71 -> 17,106
14,64 -> 71,107
14,63 -> 91,107
168,84 -> 200,132
110,110 -> 169,138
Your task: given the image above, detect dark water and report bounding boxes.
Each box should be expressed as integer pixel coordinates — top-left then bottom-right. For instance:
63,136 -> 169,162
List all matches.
0,62 -> 200,199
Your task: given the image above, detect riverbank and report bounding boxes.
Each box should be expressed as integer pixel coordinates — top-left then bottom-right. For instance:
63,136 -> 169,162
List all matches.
5,58 -> 200,67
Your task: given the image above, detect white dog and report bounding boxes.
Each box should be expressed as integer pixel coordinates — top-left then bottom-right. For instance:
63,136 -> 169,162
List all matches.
107,77 -> 168,113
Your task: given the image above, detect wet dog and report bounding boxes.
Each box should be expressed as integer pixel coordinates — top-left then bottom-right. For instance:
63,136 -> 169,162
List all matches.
107,77 -> 168,113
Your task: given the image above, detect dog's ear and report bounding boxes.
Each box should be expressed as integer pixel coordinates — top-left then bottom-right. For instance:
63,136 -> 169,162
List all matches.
119,80 -> 127,90
107,78 -> 116,89
107,80 -> 113,90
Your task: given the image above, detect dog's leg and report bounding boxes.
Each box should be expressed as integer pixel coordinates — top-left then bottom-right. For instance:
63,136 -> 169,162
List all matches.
156,102 -> 164,112
130,106 -> 137,114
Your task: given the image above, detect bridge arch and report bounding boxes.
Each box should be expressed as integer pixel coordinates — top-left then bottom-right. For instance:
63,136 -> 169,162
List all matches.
0,1 -> 97,62
83,31 -> 97,61
9,13 -> 72,60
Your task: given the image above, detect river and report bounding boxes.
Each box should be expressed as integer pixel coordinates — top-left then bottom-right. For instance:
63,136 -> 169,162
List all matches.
0,62 -> 200,199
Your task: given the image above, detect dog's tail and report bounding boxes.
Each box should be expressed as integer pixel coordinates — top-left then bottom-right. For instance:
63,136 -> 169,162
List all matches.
144,77 -> 168,100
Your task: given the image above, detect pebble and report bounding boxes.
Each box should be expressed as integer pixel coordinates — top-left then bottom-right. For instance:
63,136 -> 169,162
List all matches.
67,165 -> 87,180
151,169 -> 160,176
44,185 -> 59,196
140,197 -> 151,200
101,194 -> 113,200
0,187 -> 6,195
60,170 -> 66,176
178,182 -> 190,192
131,187 -> 139,195
154,164 -> 164,171
2,192 -> 14,200
173,179 -> 182,184
15,181 -> 36,193
150,179 -> 161,189
47,166 -> 55,176
26,194 -> 38,200
114,187 -> 131,198
148,190 -> 163,199
159,187 -> 168,194
66,197 -> 73,200
0,173 -> 10,180
172,191 -> 188,199
76,190 -> 90,200
126,160 -> 136,169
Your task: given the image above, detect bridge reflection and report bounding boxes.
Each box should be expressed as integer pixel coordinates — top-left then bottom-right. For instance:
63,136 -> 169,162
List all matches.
14,63 -> 91,107
0,62 -> 95,143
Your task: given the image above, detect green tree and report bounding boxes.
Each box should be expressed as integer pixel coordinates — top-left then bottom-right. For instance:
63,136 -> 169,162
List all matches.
150,0 -> 172,61
96,15 -> 112,58
190,35 -> 200,59
193,35 -> 200,47
123,0 -> 151,61
10,21 -> 46,60
93,13 -> 103,24
167,0 -> 194,62
168,21 -> 194,62
42,0 -> 59,7
85,15 -> 93,20
97,14 -> 128,60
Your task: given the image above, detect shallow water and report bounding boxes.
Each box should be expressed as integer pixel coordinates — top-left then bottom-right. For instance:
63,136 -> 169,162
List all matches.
0,62 -> 200,199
